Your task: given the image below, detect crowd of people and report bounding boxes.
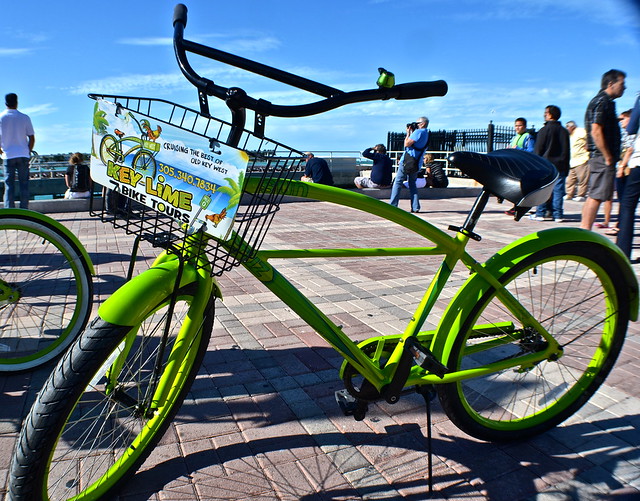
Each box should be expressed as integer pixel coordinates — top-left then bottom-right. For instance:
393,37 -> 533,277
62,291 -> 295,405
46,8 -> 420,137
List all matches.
301,70 -> 638,258
503,69 -> 639,259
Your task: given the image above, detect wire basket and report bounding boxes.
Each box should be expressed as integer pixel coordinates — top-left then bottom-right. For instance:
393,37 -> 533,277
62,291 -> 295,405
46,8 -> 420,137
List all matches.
88,94 -> 305,276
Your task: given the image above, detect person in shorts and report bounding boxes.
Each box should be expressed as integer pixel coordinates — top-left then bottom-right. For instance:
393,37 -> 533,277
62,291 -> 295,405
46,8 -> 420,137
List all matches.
580,69 -> 626,230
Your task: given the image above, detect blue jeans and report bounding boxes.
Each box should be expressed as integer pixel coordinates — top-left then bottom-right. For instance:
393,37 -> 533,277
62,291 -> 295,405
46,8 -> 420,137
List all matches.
616,167 -> 640,258
3,157 -> 30,209
536,173 -> 567,220
389,163 -> 420,212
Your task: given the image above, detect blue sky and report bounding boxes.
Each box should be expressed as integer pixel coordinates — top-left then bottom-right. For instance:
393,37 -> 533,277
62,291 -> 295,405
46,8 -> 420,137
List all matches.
2,0 -> 639,155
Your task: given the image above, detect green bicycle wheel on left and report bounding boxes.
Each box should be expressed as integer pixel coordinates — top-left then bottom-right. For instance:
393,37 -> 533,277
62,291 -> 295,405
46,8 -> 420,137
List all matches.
0,212 -> 93,372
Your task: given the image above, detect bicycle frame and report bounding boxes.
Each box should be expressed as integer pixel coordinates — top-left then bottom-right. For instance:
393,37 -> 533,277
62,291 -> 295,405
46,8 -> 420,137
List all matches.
97,177 -> 638,402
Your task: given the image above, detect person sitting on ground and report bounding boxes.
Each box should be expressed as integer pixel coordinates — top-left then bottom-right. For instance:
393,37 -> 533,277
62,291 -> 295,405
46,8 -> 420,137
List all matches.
355,144 -> 392,189
64,152 -> 92,199
423,154 -> 449,188
301,152 -> 334,186
404,154 -> 448,189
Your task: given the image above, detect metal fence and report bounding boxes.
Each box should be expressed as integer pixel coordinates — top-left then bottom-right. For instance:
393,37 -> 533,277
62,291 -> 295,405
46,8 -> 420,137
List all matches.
387,122 -> 531,153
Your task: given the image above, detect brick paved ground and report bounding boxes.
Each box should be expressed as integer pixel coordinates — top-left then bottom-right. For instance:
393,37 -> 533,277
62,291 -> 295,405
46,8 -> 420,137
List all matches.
1,194 -> 639,500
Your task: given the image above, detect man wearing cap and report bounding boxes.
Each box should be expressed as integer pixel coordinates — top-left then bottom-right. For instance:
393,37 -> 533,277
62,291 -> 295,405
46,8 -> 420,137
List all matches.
389,116 -> 429,213
0,93 -> 35,208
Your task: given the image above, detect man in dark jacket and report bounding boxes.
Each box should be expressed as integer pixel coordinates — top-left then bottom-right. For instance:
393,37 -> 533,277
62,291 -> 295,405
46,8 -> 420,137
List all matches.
531,105 -> 570,222
302,152 -> 334,186
354,144 -> 393,188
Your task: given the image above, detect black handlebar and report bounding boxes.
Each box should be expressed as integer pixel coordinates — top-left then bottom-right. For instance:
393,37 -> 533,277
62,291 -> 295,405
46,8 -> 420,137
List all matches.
172,3 -> 188,27
172,3 -> 447,144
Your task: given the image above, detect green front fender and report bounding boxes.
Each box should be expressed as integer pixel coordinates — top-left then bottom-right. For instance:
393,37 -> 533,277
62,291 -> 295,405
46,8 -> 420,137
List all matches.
431,227 -> 639,365
0,208 -> 95,275
98,256 -> 219,326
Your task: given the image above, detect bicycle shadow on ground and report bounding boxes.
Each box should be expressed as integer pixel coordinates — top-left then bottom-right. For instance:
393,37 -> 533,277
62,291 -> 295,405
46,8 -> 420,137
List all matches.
121,392 -> 639,500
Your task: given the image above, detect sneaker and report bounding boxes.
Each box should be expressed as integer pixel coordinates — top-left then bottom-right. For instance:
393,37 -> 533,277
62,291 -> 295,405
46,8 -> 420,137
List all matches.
554,218 -> 564,223
563,195 -> 571,200
529,215 -> 546,221
572,196 -> 586,202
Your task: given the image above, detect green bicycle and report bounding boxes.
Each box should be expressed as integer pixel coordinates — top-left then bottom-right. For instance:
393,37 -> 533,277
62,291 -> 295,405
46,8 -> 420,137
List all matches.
0,208 -> 94,372
9,4 -> 637,500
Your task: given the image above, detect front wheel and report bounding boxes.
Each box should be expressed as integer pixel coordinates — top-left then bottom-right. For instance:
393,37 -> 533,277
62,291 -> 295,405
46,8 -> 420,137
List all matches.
9,285 -> 214,500
0,212 -> 93,372
438,242 -> 630,442
133,150 -> 156,178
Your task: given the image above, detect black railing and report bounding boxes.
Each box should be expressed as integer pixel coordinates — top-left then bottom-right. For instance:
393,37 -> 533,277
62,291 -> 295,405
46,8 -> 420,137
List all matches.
387,122 -> 534,153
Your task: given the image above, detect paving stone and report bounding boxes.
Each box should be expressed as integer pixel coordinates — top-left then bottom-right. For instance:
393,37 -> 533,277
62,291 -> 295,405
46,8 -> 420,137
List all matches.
2,197 -> 639,500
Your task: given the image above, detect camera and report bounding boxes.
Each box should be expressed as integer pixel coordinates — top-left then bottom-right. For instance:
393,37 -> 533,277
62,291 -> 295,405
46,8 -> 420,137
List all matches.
406,122 -> 418,131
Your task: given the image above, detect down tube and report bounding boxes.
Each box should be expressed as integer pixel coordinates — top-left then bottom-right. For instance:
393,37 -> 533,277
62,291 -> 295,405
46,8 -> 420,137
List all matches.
243,253 -> 387,389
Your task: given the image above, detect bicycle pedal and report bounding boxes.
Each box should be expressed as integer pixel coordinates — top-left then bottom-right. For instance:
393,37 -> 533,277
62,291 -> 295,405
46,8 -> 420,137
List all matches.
335,389 -> 368,421
404,337 -> 449,379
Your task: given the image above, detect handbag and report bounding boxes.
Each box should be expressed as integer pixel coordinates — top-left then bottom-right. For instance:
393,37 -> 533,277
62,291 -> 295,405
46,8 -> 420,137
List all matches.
403,153 -> 419,174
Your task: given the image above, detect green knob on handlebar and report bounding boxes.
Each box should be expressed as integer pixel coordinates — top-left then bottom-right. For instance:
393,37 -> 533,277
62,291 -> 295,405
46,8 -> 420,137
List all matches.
377,68 -> 395,89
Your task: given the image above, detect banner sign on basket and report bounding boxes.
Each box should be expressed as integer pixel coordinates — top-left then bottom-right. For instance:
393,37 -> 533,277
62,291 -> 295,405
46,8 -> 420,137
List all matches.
90,98 -> 249,239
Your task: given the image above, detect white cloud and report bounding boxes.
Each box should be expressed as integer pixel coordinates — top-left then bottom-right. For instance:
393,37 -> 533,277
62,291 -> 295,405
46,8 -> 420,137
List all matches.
67,73 -> 188,96
0,48 -> 31,56
23,103 -> 57,117
117,37 -> 173,46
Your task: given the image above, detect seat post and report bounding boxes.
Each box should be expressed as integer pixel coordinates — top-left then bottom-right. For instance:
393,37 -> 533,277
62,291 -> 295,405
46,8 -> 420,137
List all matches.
462,190 -> 490,234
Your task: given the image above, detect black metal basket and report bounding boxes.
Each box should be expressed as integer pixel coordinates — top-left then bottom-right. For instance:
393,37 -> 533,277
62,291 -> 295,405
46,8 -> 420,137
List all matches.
88,95 -> 304,276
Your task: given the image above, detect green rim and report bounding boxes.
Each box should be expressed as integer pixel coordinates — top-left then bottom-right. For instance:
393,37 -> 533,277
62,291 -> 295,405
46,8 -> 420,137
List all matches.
43,297 -> 203,500
453,252 -> 621,432
0,219 -> 90,369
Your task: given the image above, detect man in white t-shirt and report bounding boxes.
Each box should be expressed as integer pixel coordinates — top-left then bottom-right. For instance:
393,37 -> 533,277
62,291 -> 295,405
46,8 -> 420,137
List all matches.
0,93 -> 35,208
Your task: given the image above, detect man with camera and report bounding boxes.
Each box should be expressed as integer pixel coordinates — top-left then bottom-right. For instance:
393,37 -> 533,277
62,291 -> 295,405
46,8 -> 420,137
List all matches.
389,116 -> 429,212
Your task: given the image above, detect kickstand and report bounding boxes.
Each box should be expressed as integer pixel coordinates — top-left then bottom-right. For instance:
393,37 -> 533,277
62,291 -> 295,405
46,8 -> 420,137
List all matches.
417,385 -> 436,495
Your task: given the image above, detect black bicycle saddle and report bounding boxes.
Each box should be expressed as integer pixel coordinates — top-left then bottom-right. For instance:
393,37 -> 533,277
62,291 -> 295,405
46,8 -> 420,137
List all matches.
448,149 -> 558,215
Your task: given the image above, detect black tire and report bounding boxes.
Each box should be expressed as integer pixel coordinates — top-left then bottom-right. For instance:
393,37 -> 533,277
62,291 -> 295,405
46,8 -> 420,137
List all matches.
9,285 -> 214,500
437,243 -> 630,442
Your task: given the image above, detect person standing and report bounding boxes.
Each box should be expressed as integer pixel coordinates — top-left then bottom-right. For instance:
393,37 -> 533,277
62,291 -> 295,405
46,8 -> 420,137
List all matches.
565,121 -> 590,201
580,69 -> 626,230
0,93 -> 35,208
505,117 -> 536,216
389,116 -> 429,213
302,152 -> 334,186
616,93 -> 640,258
355,144 -> 392,188
531,105 -> 570,222
509,117 -> 536,152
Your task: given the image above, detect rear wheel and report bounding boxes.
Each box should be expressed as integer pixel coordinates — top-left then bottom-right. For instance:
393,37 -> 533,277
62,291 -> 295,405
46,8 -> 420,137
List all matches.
438,243 -> 629,441
9,284 -> 214,500
0,213 -> 92,372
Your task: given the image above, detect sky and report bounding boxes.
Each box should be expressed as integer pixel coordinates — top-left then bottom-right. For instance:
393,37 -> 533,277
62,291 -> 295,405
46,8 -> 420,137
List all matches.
2,0 -> 640,156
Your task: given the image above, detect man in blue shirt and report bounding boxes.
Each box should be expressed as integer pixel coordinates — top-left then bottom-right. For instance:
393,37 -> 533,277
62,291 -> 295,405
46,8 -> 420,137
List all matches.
389,116 -> 429,213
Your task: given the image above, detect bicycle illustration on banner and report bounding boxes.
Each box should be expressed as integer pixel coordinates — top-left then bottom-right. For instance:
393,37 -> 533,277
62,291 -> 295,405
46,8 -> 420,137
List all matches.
90,98 -> 249,239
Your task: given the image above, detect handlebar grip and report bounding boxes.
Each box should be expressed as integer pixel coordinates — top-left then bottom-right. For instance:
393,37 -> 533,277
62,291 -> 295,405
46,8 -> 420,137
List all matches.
394,81 -> 448,100
173,3 -> 188,27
